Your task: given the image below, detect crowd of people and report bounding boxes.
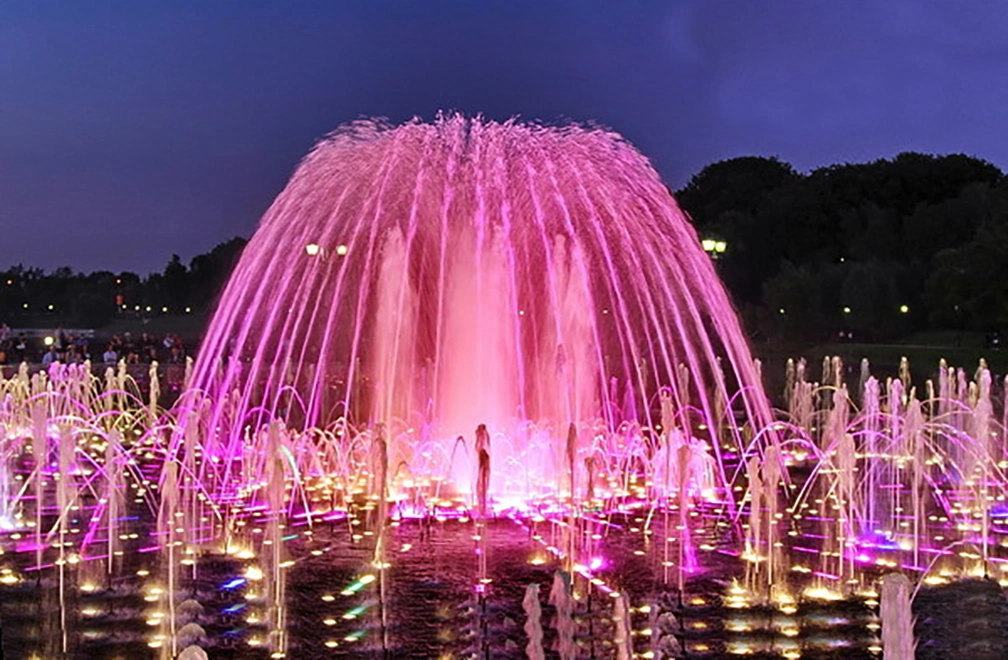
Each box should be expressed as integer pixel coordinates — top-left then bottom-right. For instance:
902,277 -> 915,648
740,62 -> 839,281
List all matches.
0,323 -> 188,367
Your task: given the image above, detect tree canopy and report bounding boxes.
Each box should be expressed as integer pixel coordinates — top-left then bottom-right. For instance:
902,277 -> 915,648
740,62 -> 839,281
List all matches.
1,238 -> 247,329
675,152 -> 1007,343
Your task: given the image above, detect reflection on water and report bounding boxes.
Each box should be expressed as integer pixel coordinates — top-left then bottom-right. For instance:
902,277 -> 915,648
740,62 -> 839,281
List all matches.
2,510 -> 902,659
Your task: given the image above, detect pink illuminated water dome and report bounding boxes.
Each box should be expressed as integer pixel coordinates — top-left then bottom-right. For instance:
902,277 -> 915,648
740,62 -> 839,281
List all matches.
185,115 -> 774,498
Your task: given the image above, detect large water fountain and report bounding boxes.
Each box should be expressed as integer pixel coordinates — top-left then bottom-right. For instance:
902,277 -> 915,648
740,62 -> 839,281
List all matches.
2,116 -> 1008,659
184,115 -> 773,501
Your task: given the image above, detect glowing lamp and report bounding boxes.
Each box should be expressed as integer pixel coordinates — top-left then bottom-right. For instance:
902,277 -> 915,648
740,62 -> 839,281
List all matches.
701,237 -> 727,258
305,243 -> 321,256
335,244 -> 349,256
43,336 -> 54,347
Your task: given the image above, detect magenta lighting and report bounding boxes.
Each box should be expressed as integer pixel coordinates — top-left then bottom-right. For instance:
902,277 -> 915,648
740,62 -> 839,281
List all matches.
183,115 -> 773,500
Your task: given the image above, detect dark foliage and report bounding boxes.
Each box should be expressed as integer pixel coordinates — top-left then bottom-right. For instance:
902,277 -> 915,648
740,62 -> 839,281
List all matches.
675,152 -> 1007,343
0,238 -> 247,328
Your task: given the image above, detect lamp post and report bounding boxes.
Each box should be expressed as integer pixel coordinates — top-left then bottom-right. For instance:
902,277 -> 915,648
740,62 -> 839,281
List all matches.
701,238 -> 727,260
305,243 -> 348,258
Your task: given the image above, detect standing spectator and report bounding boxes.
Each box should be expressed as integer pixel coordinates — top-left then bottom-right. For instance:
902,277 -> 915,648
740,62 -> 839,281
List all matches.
13,335 -> 27,363
103,345 -> 118,364
66,346 -> 83,364
42,345 -> 58,367
168,344 -> 184,364
0,323 -> 9,366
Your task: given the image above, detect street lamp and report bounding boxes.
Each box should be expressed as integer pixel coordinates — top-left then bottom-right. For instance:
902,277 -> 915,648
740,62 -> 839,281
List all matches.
701,238 -> 727,259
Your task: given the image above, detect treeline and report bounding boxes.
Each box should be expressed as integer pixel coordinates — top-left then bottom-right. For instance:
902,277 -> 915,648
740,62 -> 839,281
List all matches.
675,152 -> 1008,344
0,238 -> 246,328
3,151 -> 1006,344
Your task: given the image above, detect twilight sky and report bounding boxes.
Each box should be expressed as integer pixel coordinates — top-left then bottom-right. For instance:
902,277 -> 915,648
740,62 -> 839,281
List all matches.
3,1 -> 1007,274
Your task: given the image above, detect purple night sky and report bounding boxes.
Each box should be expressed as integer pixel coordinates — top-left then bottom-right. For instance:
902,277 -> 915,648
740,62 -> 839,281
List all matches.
3,1 -> 1007,274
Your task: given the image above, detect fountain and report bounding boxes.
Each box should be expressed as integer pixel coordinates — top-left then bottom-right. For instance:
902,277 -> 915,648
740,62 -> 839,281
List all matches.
183,114 -> 774,503
880,573 -> 913,659
1,116 -> 1008,658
